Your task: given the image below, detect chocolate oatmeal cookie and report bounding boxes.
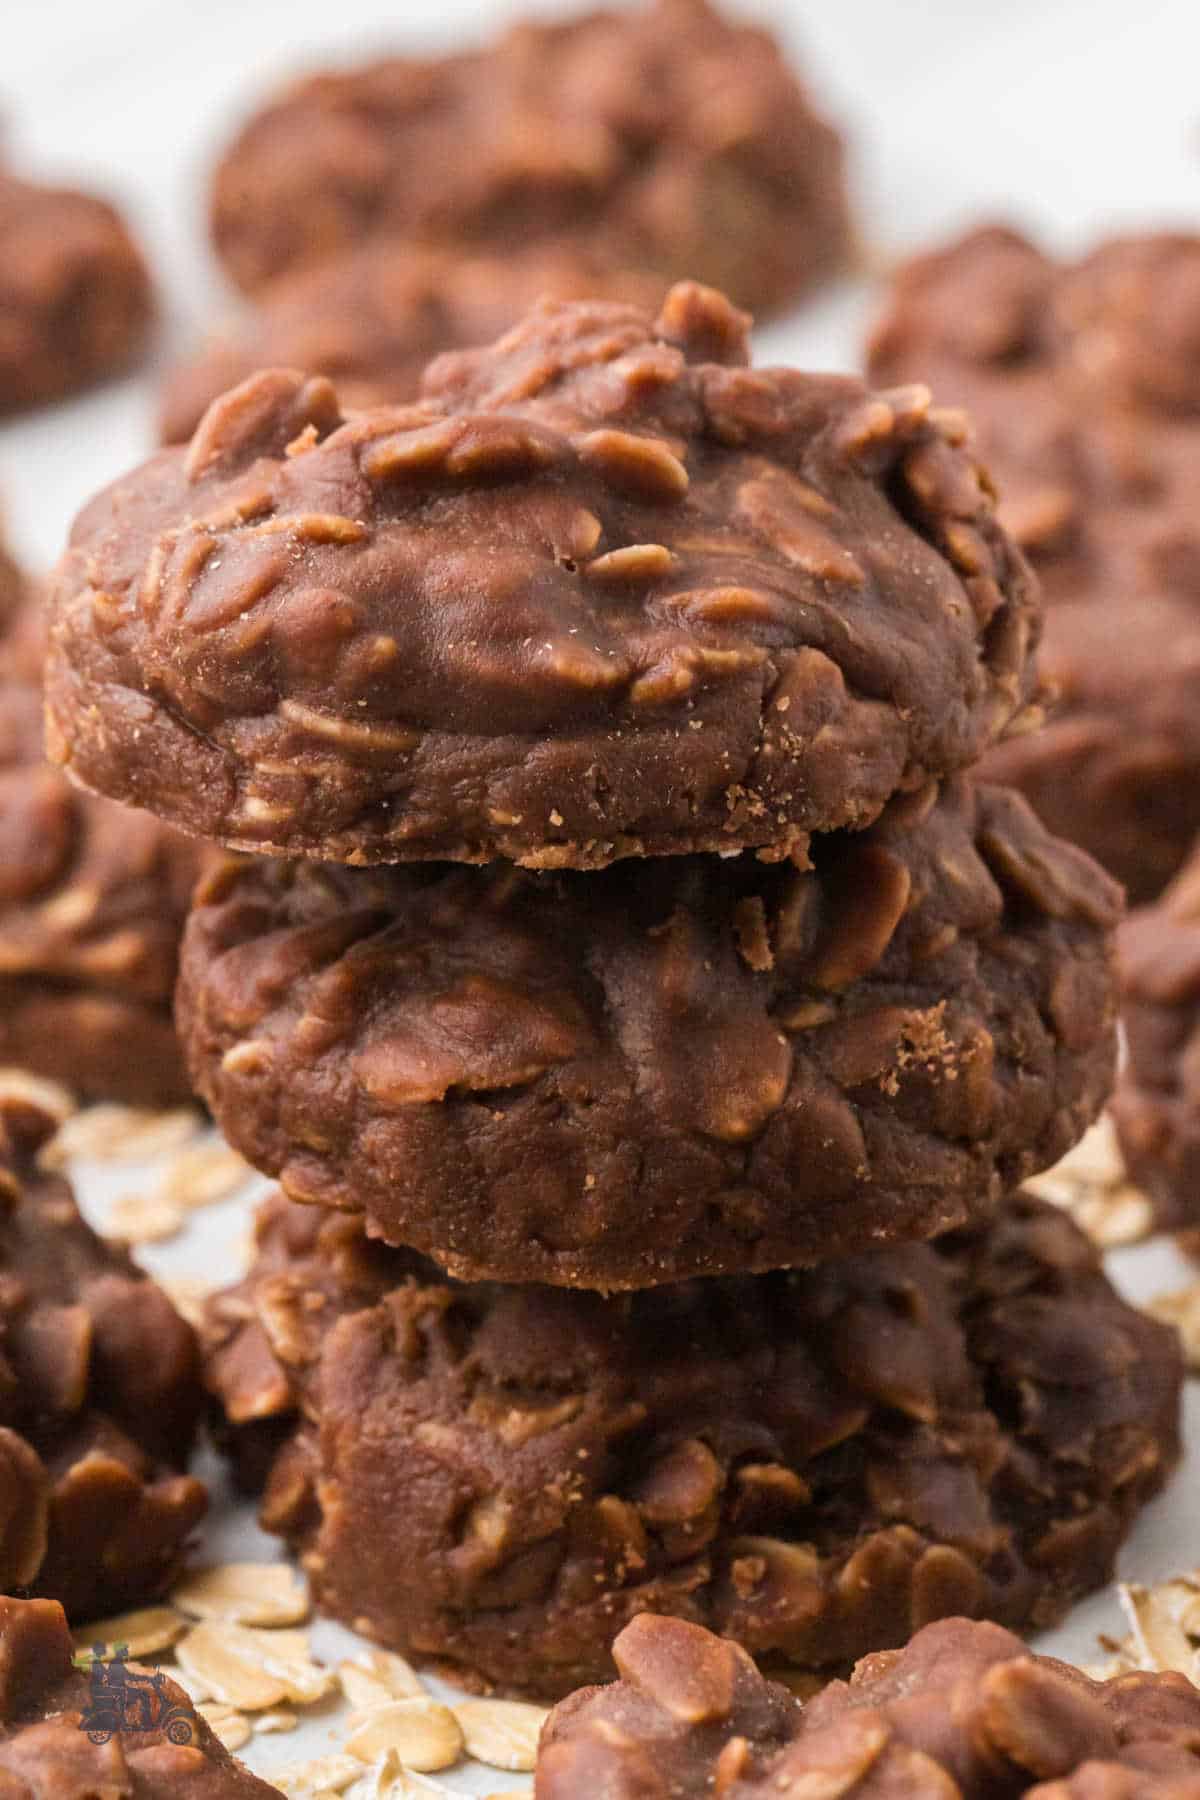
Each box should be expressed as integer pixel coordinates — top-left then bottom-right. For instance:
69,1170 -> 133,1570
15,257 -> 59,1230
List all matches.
868,225 -> 1200,902
0,577 -> 199,1106
48,286 -> 1040,869
1111,845 -> 1200,1230
209,0 -> 851,313
0,1596 -> 278,1796
179,777 -> 1120,1288
160,243 -> 665,446
204,1188 -> 1180,1701
0,160 -> 154,415
0,1095 -> 205,1620
537,1614 -> 1200,1798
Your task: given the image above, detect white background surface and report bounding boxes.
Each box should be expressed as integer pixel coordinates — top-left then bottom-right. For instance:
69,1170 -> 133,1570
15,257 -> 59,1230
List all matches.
2,0 -> 1199,1786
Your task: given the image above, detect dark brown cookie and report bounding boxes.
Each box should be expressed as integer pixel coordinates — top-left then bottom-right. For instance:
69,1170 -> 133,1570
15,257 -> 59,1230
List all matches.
0,575 -> 200,1107
209,0 -> 850,313
868,224 -> 1200,903
160,243 -> 666,446
537,1614 -> 1200,1798
1111,847 -> 1200,1230
47,285 -> 1040,870
179,776 -> 1120,1288
0,162 -> 154,415
203,1187 -> 1180,1700
0,1094 -> 205,1620
0,1595 -> 278,1796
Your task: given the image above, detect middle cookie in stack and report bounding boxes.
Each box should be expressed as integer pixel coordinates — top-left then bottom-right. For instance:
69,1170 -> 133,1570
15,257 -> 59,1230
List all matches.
44,285 -> 1177,1695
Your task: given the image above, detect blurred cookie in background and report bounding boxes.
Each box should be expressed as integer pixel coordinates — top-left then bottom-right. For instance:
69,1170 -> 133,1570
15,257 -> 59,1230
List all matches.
0,1096 -> 205,1620
209,0 -> 852,314
160,241 -> 665,444
868,224 -> 1200,903
0,529 -> 198,1107
0,152 -> 154,415
1113,841 -> 1200,1232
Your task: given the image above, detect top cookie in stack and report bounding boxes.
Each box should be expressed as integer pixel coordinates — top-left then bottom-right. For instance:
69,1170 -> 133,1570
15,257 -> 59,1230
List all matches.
47,285 -> 1038,871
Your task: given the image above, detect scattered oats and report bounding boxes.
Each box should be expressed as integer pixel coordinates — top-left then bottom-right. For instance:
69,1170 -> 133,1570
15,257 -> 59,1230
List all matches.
1057,1113 -> 1127,1187
197,1703 -> 252,1752
344,1698 -> 464,1771
453,1699 -> 547,1772
173,1562 -> 311,1627
169,1664 -> 214,1705
347,1754 -> 452,1800
1087,1631 -> 1143,1678
230,1227 -> 257,1280
175,1622 -> 333,1710
176,1624 -> 289,1711
254,1709 -> 298,1734
161,1142 -> 253,1210
105,1189 -> 185,1245
243,1626 -> 335,1704
339,1664 -> 401,1714
1070,1187 -> 1155,1249
1082,1654 -> 1137,1681
273,1753 -> 365,1795
1024,1117 -> 1154,1247
1118,1576 -> 1200,1680
46,1103 -> 201,1165
338,1649 -> 425,1711
72,1606 -> 186,1660
1146,1283 -> 1200,1371
159,1274 -> 215,1330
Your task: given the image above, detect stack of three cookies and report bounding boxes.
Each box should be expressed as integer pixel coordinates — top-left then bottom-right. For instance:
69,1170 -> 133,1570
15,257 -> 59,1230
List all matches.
44,282 -> 1181,1699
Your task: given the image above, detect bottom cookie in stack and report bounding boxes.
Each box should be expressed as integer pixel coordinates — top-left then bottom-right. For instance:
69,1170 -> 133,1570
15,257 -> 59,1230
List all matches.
536,1612 -> 1200,1798
203,1187 -> 1181,1702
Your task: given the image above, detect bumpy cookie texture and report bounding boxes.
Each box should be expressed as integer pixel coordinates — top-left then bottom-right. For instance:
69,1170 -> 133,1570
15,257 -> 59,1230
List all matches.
203,1188 -> 1180,1700
0,571 -> 199,1105
869,225 -> 1200,902
210,0 -> 850,312
48,285 -> 1040,870
1112,847 -> 1200,1230
0,162 -> 154,415
180,776 -> 1120,1287
0,1595 -> 279,1796
0,1096 -> 205,1619
160,242 -> 665,445
537,1614 -> 1200,1798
